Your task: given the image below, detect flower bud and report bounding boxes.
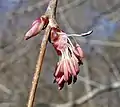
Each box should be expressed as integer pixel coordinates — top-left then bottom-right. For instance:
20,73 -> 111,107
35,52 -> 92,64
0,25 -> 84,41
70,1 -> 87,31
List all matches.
24,16 -> 49,40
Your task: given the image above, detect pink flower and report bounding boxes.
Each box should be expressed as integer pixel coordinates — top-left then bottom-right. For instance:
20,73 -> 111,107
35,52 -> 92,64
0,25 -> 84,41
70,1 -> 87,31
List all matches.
50,27 -> 84,90
24,16 -> 49,40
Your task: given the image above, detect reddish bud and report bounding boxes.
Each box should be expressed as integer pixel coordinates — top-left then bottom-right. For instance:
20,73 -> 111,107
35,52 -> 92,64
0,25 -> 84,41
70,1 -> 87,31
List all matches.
24,16 -> 49,40
75,44 -> 84,58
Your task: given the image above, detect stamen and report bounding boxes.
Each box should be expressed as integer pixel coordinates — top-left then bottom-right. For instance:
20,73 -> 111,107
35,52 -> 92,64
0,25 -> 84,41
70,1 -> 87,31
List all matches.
67,37 -> 74,48
67,30 -> 93,37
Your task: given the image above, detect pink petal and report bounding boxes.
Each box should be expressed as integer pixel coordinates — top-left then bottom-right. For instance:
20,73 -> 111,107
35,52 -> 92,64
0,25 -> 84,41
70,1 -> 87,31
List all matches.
65,59 -> 72,75
32,18 -> 41,26
58,75 -> 64,85
24,22 -> 40,40
54,62 -> 63,77
73,48 -> 80,57
76,44 -> 84,58
71,55 -> 79,73
68,60 -> 76,76
63,60 -> 69,81
58,81 -> 65,90
55,77 -> 61,83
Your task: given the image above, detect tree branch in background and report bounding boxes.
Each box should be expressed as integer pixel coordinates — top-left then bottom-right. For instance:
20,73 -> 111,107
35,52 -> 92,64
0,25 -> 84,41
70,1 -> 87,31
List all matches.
51,81 -> 120,107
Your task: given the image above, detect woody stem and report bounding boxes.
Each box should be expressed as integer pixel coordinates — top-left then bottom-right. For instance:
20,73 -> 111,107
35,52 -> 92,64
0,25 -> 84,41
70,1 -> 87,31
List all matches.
26,0 -> 58,107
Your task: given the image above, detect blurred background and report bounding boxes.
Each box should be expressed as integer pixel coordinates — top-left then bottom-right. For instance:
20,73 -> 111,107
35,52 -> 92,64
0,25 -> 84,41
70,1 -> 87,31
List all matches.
0,0 -> 120,107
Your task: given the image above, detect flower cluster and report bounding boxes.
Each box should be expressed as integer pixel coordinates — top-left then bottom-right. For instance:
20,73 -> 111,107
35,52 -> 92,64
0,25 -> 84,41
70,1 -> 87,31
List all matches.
50,27 -> 84,90
25,17 -> 92,90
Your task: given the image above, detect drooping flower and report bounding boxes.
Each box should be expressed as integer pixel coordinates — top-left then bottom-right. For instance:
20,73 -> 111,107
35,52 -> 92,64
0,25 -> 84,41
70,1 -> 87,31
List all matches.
24,16 -> 49,40
49,27 -> 86,90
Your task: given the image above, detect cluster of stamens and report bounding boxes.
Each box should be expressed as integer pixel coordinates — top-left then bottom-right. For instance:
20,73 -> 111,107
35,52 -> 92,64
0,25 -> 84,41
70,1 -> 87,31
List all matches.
50,27 -> 84,89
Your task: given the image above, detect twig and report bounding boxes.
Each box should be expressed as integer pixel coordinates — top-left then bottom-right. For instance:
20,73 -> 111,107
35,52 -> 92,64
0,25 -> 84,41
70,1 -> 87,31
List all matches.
104,53 -> 120,81
6,0 -> 84,17
51,81 -> 120,107
96,48 -> 120,80
26,0 -> 58,107
75,82 -> 120,105
27,27 -> 51,107
83,59 -> 95,107
78,75 -> 105,88
0,84 -> 11,95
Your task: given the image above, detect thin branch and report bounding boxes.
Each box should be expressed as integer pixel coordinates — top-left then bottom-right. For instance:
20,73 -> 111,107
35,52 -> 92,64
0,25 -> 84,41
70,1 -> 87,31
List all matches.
6,0 -> 84,20
59,8 -> 74,33
26,0 -> 58,107
46,0 -> 58,18
27,27 -> 51,107
51,81 -> 120,107
75,82 -> 120,105
6,0 -> 49,16
78,75 -> 105,88
104,53 -> 120,80
96,48 -> 120,80
0,84 -> 11,95
67,84 -> 73,107
83,59 -> 95,107
0,42 -> 32,71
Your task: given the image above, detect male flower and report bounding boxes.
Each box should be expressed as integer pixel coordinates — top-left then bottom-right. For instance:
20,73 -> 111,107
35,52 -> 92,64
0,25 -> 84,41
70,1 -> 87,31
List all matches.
50,27 -> 85,90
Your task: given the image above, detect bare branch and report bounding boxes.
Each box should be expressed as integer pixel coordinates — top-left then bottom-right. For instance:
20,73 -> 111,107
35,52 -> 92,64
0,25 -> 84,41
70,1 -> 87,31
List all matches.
0,84 -> 11,95
27,27 -> 51,107
0,42 -> 33,71
83,59 -> 95,107
78,75 -> 105,88
96,48 -> 120,80
51,82 -> 120,107
6,0 -> 49,16
26,0 -> 58,107
75,82 -> 120,105
6,0 -> 85,20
